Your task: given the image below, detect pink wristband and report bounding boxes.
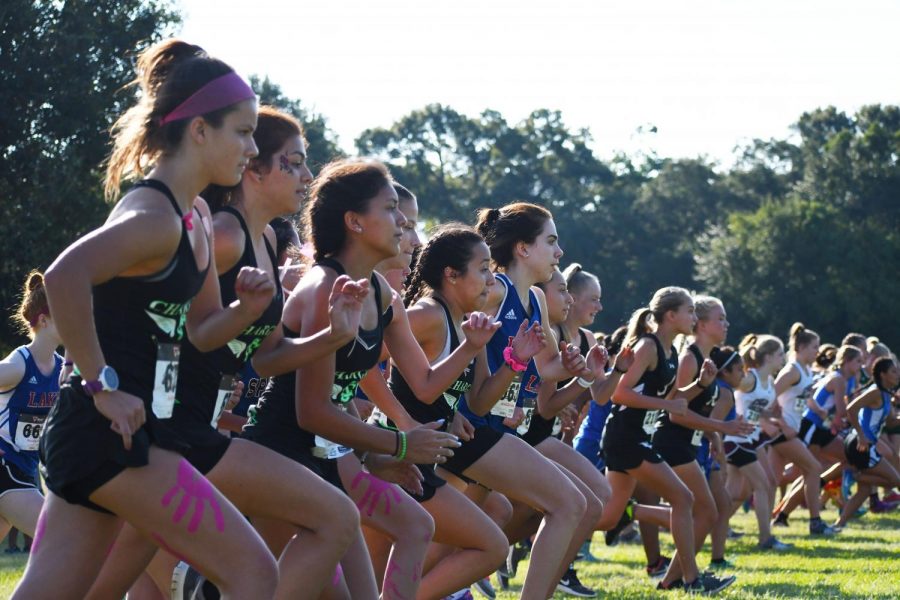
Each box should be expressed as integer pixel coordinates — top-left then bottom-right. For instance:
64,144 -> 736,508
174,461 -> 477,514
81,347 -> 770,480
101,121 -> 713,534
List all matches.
503,346 -> 527,372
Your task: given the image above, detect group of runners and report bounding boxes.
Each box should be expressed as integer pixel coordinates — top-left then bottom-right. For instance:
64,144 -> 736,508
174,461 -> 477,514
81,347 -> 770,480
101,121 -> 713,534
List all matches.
2,40 -> 898,599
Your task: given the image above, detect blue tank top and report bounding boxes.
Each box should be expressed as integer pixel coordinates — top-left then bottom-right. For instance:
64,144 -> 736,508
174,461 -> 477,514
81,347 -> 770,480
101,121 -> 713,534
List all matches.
716,378 -> 737,422
858,385 -> 892,443
0,347 -> 63,473
458,273 -> 541,434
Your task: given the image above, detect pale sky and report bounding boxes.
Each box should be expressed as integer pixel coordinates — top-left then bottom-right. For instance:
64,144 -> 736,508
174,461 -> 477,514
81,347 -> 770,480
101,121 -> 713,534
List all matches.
178,0 -> 900,167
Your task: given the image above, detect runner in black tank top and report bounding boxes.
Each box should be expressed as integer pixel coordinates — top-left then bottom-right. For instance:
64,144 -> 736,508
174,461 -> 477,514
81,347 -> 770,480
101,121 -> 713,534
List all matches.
596,288 -> 735,594
653,343 -> 719,466
244,256 -> 391,488
16,45 -> 286,600
170,206 -> 283,472
41,180 -> 208,510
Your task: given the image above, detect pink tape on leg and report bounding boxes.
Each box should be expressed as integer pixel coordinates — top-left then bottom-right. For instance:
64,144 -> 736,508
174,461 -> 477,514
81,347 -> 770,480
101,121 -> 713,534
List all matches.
30,508 -> 47,554
382,558 -> 407,600
350,471 -> 404,517
161,459 -> 225,533
332,563 -> 343,587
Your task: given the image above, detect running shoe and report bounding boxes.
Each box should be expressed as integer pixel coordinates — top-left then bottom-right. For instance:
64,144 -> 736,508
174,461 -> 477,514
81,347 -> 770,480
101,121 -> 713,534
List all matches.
605,499 -> 636,546
578,539 -> 600,563
172,561 -> 207,600
841,470 -> 856,500
683,573 -> 736,595
472,577 -> 496,599
758,536 -> 793,551
3,548 -> 20,554
823,479 -> 844,509
726,528 -> 744,539
646,555 -> 671,578
506,543 -> 529,578
708,557 -> 735,570
495,564 -> 509,590
809,518 -> 838,536
870,499 -> 899,513
772,512 -> 789,528
556,567 -> 596,598
445,590 -> 474,600
619,523 -> 641,543
656,579 -> 683,591
882,490 -> 900,504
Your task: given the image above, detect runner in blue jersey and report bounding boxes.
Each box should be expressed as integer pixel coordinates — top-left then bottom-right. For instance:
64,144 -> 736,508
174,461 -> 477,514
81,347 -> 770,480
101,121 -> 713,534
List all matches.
834,356 -> 900,530
14,40 -> 283,600
0,272 -> 61,546
460,202 -> 602,599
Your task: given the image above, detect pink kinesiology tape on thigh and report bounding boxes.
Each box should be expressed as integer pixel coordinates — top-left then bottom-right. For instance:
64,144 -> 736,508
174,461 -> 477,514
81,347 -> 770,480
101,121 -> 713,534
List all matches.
332,563 -> 344,587
30,509 -> 48,553
161,459 -> 225,533
351,471 -> 404,517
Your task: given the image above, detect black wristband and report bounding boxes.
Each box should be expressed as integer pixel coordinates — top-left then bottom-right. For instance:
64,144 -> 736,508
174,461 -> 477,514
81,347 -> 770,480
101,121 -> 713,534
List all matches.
696,379 -> 708,390
393,431 -> 400,456
614,366 -> 628,374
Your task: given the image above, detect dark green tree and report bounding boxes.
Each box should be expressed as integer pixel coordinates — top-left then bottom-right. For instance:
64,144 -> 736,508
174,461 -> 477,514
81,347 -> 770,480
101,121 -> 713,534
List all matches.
0,1 -> 179,351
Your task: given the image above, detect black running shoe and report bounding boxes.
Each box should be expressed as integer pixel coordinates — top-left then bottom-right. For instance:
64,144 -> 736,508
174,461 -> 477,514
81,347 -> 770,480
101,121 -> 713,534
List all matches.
172,562 -> 207,600
656,579 -> 683,591
772,512 -> 789,528
556,567 -> 596,598
683,573 -> 736,595
605,499 -> 636,546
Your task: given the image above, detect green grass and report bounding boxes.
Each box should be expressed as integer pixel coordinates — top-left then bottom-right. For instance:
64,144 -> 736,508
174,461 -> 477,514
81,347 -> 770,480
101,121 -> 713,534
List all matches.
0,507 -> 897,598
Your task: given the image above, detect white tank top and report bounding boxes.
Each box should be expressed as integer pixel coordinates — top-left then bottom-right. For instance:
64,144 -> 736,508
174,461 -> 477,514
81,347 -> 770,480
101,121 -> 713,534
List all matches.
777,361 -> 816,431
726,369 -> 774,444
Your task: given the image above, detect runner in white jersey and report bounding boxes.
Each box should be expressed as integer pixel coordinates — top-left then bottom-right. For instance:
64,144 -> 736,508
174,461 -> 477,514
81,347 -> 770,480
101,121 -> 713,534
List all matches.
770,323 -> 837,535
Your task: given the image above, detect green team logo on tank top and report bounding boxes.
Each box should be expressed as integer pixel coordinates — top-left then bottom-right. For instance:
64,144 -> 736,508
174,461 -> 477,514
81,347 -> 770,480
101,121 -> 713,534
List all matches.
331,370 -> 367,404
145,299 -> 191,340
226,324 -> 278,362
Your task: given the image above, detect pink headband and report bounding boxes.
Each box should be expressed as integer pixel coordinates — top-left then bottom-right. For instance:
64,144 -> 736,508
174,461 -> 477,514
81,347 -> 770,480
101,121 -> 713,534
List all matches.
159,72 -> 256,126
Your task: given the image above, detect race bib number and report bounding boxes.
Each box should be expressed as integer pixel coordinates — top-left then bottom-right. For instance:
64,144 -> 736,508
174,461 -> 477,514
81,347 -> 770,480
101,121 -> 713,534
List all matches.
211,375 -> 235,428
491,378 -> 520,418
642,410 -> 660,436
152,343 -> 179,419
15,413 -> 45,451
745,398 -> 767,424
516,397 -> 537,436
691,428 -> 703,447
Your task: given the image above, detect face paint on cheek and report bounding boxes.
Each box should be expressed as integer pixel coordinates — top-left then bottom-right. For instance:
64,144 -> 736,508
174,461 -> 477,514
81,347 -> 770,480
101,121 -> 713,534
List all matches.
279,154 -> 292,173
161,459 -> 225,533
350,471 -> 404,517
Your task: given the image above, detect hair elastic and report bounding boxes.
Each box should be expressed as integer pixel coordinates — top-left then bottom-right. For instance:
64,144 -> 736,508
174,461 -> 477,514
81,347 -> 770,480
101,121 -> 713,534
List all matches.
159,72 -> 256,126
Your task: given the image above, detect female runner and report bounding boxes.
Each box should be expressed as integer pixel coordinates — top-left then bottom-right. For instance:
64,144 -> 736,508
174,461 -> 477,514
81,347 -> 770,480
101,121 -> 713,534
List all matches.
16,40 -> 282,599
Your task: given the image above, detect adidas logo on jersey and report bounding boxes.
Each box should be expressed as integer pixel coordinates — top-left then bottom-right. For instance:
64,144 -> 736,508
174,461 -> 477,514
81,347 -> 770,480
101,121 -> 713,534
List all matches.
504,309 -> 517,320
28,376 -> 38,385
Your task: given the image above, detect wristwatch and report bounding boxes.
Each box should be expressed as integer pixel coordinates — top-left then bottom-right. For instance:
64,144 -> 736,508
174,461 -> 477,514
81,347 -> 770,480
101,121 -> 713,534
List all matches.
82,366 -> 120,396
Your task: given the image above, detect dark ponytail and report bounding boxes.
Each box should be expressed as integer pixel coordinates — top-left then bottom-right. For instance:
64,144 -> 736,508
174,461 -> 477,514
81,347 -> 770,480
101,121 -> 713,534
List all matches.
405,223 -> 484,307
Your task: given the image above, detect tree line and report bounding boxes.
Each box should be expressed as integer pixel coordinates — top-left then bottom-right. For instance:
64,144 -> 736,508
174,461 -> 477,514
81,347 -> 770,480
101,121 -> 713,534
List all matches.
3,0 -> 898,352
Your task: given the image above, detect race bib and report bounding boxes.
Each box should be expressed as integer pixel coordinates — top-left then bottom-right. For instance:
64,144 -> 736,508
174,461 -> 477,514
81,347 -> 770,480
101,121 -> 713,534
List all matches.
516,397 -> 537,436
642,409 -> 660,436
15,413 -> 45,451
369,407 -> 391,429
152,343 -> 179,419
691,428 -> 703,447
491,378 -> 520,418
211,374 -> 235,428
312,401 -> 353,459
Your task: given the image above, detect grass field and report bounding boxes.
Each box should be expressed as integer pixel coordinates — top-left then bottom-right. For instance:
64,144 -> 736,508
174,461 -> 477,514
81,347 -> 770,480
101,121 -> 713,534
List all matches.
0,506 -> 897,598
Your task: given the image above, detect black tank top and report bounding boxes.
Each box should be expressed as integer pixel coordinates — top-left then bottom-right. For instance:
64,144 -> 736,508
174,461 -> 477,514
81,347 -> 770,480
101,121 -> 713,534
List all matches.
388,297 -> 474,426
173,206 -> 284,428
653,343 -> 719,447
244,258 -> 392,453
522,327 -> 592,443
92,179 -> 209,404
604,333 -> 677,444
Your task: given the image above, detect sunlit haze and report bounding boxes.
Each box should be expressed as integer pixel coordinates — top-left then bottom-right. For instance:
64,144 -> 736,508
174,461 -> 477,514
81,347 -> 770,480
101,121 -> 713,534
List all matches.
178,0 -> 900,167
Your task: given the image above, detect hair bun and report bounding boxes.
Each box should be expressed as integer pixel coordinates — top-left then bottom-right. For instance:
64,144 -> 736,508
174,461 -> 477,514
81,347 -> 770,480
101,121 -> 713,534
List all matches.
25,270 -> 44,292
